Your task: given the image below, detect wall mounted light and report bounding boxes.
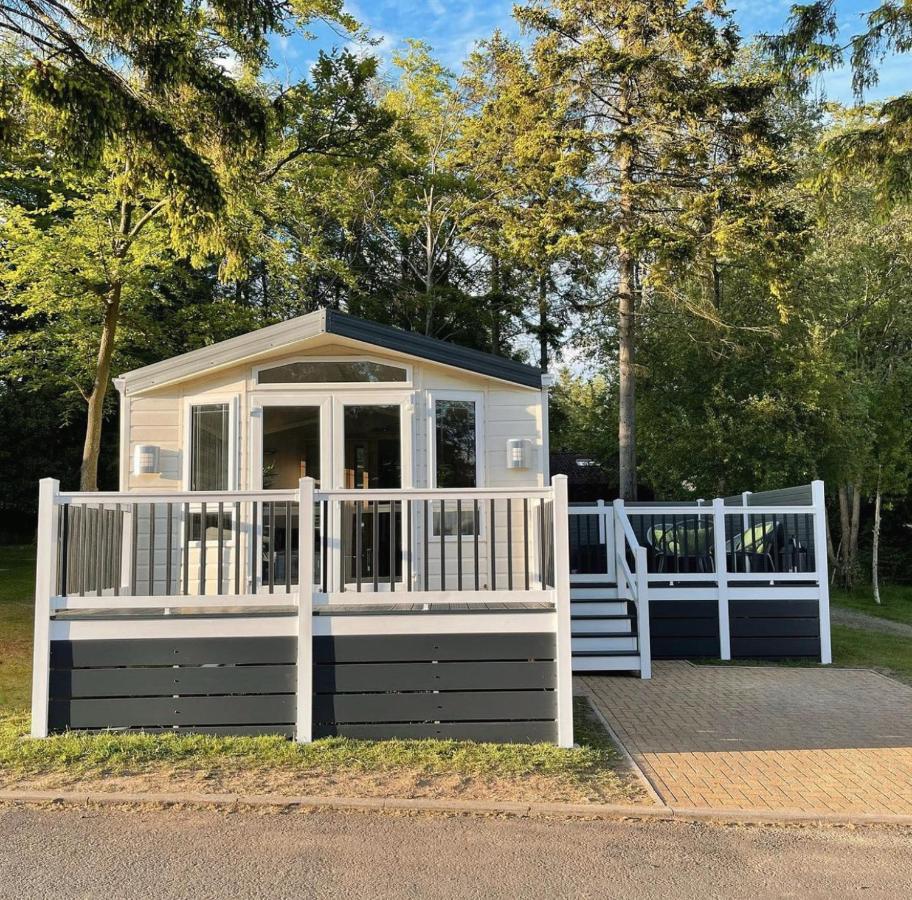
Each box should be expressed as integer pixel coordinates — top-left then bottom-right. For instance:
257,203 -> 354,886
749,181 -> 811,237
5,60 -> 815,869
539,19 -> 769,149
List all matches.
506,438 -> 532,470
133,444 -> 160,476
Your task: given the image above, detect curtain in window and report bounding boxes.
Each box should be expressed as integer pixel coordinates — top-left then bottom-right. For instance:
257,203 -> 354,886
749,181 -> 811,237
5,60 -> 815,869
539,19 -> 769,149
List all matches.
191,403 -> 229,490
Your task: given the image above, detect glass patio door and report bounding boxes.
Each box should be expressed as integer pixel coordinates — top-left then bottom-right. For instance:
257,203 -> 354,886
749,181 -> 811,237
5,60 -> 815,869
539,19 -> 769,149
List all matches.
252,398 -> 331,591
338,403 -> 403,589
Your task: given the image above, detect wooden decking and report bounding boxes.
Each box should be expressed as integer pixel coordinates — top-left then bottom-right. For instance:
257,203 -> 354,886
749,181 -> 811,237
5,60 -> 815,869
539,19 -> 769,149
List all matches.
53,600 -> 555,621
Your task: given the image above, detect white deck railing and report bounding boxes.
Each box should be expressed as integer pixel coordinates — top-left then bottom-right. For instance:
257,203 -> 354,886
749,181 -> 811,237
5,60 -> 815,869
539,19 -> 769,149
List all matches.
31,476 -> 574,746
612,500 -> 651,679
568,481 -> 831,665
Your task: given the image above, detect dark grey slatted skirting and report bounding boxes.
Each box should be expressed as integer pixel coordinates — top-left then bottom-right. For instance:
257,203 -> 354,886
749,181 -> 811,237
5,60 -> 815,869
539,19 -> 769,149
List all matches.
313,633 -> 558,743
48,637 -> 296,736
649,600 -> 721,659
648,599 -> 820,659
729,598 -> 820,658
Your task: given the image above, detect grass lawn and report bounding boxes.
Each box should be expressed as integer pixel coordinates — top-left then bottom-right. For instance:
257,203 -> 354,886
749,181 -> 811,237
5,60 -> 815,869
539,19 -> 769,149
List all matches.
0,545 -> 35,711
831,624 -> 912,683
0,544 -> 643,805
831,583 -> 912,626
698,626 -> 912,683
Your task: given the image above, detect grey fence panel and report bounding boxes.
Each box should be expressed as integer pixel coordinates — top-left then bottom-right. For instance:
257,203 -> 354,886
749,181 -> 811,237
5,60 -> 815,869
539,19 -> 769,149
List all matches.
314,690 -> 556,724
48,637 -> 296,735
313,632 -> 558,744
313,633 -> 556,664
51,664 -> 295,699
314,660 -> 555,693
51,637 -> 296,668
49,695 -> 296,730
314,721 -> 557,743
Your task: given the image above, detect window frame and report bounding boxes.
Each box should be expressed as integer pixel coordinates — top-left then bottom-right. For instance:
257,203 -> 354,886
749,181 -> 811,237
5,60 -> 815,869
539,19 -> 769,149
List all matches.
252,355 -> 413,390
182,395 -> 239,546
427,390 -> 485,539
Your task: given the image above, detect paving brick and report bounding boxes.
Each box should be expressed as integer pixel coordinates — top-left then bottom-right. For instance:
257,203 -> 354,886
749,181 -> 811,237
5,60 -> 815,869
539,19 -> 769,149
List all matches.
579,662 -> 912,815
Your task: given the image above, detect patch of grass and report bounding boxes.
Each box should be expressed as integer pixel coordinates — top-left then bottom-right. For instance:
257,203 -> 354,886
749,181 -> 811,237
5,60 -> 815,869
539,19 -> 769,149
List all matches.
0,545 -> 635,799
0,699 -> 629,797
831,624 -> 912,684
0,545 -> 35,712
831,583 -> 912,626
695,624 -> 911,685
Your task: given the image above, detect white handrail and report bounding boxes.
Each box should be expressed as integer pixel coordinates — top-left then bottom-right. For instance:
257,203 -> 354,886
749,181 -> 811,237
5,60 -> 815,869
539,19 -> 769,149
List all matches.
60,489 -> 299,504
612,500 -> 651,679
315,487 -> 552,502
623,503 -> 816,516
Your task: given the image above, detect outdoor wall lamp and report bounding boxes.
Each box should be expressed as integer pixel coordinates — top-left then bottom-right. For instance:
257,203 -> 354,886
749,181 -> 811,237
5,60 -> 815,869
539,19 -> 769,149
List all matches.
133,444 -> 160,476
506,438 -> 532,470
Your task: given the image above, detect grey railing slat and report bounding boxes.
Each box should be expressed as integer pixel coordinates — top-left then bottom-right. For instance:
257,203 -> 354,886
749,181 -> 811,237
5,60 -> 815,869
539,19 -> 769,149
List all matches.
183,501 -> 190,596
199,501 -> 207,596
218,502 -> 225,595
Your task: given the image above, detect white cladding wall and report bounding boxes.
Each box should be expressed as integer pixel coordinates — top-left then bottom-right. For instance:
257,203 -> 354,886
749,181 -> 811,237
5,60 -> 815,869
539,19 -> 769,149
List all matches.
121,340 -> 546,595
122,340 -> 546,492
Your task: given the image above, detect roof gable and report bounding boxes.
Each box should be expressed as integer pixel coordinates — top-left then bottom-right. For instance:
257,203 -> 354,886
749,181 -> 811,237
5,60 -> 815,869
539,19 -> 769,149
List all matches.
118,310 -> 543,394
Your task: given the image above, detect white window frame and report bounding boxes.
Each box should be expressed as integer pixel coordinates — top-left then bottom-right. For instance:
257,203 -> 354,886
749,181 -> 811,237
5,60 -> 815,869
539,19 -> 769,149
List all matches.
252,355 -> 413,391
332,392 -> 415,490
248,393 -> 333,491
427,390 -> 485,538
182,395 -> 240,546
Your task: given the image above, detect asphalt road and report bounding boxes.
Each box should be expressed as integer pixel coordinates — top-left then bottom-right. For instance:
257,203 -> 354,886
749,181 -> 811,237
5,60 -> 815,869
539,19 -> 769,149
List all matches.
1,805 -> 910,899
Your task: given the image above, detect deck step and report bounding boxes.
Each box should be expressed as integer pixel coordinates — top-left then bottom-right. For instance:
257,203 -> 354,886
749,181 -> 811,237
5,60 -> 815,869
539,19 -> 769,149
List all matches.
570,587 -> 619,600
570,617 -> 632,634
569,601 -> 628,617
572,635 -> 638,652
571,653 -> 641,672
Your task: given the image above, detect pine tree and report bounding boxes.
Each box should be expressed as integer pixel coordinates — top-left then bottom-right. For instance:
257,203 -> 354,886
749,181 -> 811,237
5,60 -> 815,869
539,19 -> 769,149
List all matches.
762,0 -> 912,205
516,0 -> 790,498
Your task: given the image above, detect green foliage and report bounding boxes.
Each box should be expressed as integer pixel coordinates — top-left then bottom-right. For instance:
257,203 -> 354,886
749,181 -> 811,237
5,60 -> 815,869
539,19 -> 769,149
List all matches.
0,1 -> 356,215
549,373 -> 618,480
763,1 -> 912,204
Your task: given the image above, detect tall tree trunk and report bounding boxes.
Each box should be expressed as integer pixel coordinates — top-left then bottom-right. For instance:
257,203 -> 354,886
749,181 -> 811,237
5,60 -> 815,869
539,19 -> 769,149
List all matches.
423,201 -> 435,336
490,254 -> 502,353
837,481 -> 863,589
538,274 -> 549,371
825,507 -> 836,568
617,245 -> 637,500
80,280 -> 123,490
616,84 -> 637,501
872,469 -> 882,605
849,481 -> 861,583
80,199 -> 132,491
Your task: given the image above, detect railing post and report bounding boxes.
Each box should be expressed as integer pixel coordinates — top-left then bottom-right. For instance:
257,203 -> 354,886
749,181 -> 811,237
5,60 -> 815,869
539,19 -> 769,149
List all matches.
712,498 -> 731,661
612,499 -> 626,597
741,491 -> 752,534
31,478 -> 59,738
635,546 -> 651,679
551,475 -> 574,748
296,477 -> 315,743
812,480 -> 832,664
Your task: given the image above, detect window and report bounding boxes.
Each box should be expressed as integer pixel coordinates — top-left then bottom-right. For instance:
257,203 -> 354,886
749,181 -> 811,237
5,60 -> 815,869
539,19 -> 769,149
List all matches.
190,403 -> 230,490
433,398 -> 480,536
257,360 -> 407,385
188,401 -> 234,541
435,400 -> 477,488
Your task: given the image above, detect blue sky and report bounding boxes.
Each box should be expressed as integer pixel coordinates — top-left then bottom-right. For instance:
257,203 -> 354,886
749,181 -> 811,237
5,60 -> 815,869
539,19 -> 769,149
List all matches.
274,1 -> 908,104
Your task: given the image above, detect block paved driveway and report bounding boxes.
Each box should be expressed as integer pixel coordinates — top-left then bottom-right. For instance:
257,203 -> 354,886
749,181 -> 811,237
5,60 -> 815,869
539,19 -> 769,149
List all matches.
579,661 -> 912,815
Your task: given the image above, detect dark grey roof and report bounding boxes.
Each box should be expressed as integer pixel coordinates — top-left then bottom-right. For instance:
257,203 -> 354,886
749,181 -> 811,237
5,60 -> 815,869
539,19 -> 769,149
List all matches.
325,310 -> 543,388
